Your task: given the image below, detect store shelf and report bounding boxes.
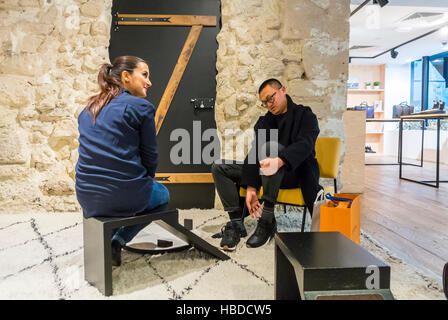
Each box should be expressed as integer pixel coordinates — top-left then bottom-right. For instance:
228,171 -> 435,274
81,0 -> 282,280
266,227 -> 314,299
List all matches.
348,64 -> 386,154
348,89 -> 384,93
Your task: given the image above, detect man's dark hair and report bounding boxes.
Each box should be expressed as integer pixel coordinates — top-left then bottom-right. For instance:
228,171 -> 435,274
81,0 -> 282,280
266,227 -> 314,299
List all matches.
258,78 -> 283,94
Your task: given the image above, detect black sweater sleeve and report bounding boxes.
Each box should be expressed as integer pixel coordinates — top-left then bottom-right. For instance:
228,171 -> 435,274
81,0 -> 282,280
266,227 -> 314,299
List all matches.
278,108 -> 319,171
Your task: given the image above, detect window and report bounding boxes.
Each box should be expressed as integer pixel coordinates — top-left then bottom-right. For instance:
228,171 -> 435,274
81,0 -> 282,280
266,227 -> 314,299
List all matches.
410,51 -> 448,111
410,59 -> 423,111
428,55 -> 448,110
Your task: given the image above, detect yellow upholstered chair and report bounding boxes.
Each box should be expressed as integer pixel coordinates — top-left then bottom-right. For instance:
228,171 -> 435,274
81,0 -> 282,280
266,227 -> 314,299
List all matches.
239,137 -> 342,232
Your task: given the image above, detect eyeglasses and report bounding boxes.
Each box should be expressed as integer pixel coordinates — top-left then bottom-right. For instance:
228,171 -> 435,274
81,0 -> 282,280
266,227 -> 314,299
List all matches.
260,88 -> 281,108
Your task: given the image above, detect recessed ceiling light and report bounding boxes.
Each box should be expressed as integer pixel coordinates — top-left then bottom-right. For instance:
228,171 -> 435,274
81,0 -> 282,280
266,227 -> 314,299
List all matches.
396,27 -> 413,33
440,26 -> 448,37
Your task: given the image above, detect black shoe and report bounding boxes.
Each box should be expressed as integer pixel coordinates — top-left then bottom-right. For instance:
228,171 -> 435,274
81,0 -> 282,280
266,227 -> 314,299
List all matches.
111,239 -> 122,267
246,218 -> 277,248
443,262 -> 448,299
220,220 -> 244,251
365,146 -> 376,153
213,219 -> 247,239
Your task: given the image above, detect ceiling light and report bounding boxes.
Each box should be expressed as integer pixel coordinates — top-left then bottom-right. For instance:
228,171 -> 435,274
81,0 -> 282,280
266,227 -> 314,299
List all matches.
373,0 -> 389,8
440,26 -> 448,38
396,27 -> 413,33
390,49 -> 399,59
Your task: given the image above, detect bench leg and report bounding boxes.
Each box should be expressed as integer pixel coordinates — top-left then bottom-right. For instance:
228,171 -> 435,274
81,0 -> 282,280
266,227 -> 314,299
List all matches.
157,220 -> 230,261
275,243 -> 301,300
83,218 -> 113,296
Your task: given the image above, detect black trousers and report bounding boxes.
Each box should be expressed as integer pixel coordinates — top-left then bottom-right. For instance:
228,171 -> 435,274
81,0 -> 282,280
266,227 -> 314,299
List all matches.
211,162 -> 285,219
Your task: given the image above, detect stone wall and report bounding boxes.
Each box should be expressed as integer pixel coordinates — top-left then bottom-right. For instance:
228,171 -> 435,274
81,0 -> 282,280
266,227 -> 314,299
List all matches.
215,0 -> 350,166
0,0 -> 349,214
0,0 -> 112,213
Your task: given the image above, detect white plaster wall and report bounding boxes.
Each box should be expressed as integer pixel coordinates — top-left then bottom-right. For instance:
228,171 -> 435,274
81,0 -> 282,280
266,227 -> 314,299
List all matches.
383,63 -> 411,155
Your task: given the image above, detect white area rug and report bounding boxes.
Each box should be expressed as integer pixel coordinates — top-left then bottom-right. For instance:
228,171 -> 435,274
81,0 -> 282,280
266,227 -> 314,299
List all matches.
0,209 -> 444,300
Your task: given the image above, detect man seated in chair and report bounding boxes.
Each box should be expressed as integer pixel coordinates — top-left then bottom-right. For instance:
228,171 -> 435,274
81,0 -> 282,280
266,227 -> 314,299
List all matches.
211,78 -> 322,251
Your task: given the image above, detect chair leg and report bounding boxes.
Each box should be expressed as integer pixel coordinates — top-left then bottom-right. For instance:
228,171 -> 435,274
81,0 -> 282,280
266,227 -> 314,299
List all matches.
334,179 -> 338,194
157,220 -> 230,261
301,207 -> 307,233
284,204 -> 287,214
83,218 -> 113,296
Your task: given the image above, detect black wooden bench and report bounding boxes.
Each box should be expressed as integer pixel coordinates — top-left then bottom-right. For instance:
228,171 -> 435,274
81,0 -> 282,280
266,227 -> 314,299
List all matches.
83,209 -> 229,296
275,232 -> 394,300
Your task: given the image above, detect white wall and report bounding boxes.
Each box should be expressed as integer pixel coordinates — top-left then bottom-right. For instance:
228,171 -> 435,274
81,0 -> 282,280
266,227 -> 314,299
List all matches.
383,63 -> 411,154
384,63 -> 411,120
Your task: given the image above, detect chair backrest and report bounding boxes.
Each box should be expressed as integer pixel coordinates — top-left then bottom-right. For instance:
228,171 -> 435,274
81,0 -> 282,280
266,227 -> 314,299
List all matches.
315,137 -> 342,179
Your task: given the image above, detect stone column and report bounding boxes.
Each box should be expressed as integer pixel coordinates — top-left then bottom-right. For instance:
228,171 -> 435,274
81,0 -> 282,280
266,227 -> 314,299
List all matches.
215,0 -> 349,192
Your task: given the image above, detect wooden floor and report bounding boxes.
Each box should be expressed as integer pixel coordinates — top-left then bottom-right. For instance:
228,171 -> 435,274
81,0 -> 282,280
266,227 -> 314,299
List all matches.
361,155 -> 448,283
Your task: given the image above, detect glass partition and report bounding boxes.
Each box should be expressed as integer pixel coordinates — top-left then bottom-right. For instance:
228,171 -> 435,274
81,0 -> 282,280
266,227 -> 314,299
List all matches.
410,59 -> 423,112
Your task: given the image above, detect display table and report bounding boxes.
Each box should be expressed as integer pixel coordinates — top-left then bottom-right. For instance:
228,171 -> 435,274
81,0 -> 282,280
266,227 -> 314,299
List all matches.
366,118 -> 423,167
399,113 -> 448,188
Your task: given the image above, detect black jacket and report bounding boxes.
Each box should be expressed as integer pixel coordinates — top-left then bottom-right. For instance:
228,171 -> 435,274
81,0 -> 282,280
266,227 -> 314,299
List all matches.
241,95 -> 321,213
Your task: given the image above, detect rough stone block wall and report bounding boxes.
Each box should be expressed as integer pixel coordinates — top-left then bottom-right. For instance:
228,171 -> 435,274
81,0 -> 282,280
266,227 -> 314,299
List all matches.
215,0 -> 349,161
0,0 -> 112,213
0,0 -> 349,213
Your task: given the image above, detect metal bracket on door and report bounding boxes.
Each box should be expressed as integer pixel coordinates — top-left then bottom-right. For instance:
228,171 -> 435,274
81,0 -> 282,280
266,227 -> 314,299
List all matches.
190,98 -> 214,111
113,14 -> 171,31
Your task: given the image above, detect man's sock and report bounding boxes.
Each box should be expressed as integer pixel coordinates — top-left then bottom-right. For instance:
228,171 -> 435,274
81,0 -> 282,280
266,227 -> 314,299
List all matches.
228,208 -> 243,221
260,201 -> 275,223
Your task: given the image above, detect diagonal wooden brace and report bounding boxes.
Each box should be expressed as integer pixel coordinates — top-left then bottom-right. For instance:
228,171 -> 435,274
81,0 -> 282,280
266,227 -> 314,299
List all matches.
155,25 -> 203,135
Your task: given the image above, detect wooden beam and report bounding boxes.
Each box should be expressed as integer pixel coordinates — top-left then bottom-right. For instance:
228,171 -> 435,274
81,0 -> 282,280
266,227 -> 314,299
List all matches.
154,25 -> 203,135
117,14 -> 216,27
154,173 -> 214,184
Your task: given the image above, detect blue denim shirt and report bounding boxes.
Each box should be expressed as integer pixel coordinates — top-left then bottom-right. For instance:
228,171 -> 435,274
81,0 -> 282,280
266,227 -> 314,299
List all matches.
75,90 -> 158,218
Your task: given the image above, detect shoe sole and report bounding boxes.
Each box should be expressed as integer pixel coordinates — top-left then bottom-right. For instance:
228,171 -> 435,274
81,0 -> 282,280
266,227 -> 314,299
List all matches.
221,245 -> 236,251
246,243 -> 263,249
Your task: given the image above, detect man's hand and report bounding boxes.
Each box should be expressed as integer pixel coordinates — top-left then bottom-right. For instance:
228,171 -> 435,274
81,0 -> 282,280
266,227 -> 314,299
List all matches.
246,187 -> 263,218
259,157 -> 285,176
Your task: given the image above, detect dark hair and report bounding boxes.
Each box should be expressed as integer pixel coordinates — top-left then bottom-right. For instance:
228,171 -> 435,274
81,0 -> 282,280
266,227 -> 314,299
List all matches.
258,78 -> 283,94
86,55 -> 147,123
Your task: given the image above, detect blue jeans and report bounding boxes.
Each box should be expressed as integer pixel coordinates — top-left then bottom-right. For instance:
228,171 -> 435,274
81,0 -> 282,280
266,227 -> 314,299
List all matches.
111,181 -> 170,246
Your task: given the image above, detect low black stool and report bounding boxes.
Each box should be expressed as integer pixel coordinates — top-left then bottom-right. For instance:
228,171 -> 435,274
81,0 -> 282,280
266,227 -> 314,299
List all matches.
275,232 -> 394,300
83,209 -> 229,296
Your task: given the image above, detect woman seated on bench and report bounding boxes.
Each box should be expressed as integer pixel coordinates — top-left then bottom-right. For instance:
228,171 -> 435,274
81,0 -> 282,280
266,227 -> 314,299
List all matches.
75,55 -> 170,266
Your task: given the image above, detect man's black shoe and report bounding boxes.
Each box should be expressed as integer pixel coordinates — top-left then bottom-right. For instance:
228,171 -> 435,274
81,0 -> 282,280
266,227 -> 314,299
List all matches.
246,218 -> 277,248
443,262 -> 448,299
111,239 -> 122,267
220,220 -> 244,251
213,219 -> 247,239
365,146 -> 376,153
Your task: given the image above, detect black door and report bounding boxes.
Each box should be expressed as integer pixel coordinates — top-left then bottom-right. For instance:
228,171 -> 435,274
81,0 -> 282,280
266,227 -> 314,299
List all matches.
109,0 -> 221,209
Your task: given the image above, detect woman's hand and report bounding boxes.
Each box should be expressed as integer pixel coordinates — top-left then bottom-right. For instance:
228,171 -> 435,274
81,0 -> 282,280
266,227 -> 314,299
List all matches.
259,157 -> 284,176
246,187 -> 263,218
